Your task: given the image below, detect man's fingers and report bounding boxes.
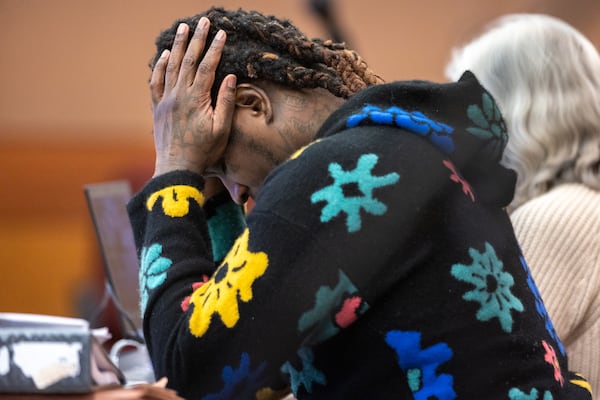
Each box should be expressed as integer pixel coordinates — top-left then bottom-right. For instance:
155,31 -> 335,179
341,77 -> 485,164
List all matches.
164,23 -> 190,90
194,29 -> 226,92
212,74 -> 237,156
150,49 -> 170,106
179,17 -> 210,87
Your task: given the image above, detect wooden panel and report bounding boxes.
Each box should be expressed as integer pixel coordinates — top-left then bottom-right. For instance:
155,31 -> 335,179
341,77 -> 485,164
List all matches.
0,132 -> 154,318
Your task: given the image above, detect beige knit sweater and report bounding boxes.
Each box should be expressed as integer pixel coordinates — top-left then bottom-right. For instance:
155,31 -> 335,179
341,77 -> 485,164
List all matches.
510,183 -> 600,393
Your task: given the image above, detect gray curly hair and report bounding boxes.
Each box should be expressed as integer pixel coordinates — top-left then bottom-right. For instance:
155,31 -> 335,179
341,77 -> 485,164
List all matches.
445,13 -> 600,210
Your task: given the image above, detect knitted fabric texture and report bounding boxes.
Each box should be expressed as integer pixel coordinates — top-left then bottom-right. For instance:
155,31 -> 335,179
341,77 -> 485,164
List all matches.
511,183 -> 600,394
127,72 -> 592,399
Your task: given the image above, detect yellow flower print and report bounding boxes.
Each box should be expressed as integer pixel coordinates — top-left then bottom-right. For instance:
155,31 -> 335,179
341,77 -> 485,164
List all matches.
570,373 -> 592,394
146,185 -> 205,217
256,387 -> 292,400
289,139 -> 322,160
189,228 -> 269,337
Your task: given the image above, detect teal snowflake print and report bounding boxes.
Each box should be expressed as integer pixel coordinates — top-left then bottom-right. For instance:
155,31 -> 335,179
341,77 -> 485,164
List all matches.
508,387 -> 553,400
281,347 -> 326,396
310,153 -> 400,232
451,242 -> 524,333
466,92 -> 508,156
202,353 -> 267,400
139,243 -> 172,314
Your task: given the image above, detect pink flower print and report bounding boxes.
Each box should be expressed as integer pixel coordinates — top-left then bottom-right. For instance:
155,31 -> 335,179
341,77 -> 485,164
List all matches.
543,340 -> 564,387
180,275 -> 210,312
335,296 -> 363,328
443,159 -> 475,202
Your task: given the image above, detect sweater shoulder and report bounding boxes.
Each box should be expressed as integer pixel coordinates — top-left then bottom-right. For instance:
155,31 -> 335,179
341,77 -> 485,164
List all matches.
511,184 -> 600,231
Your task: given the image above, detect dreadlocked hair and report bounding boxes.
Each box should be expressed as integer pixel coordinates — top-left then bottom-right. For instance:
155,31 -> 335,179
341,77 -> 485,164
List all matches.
150,7 -> 383,103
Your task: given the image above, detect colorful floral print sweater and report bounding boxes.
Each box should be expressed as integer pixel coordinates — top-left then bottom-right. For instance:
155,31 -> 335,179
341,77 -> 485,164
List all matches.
127,72 -> 592,399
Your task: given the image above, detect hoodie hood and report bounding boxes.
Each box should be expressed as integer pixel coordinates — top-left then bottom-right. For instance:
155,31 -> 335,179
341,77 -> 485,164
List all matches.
315,71 -> 516,207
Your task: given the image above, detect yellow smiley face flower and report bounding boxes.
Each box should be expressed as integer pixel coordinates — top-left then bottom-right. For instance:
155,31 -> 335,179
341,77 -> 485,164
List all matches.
147,185 -> 205,217
189,228 -> 269,337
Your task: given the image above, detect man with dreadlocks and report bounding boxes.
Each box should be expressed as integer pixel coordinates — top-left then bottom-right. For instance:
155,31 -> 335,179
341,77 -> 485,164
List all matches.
126,6 -> 592,400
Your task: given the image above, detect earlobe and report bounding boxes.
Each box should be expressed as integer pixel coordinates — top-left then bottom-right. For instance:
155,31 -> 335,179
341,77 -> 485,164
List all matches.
235,84 -> 273,122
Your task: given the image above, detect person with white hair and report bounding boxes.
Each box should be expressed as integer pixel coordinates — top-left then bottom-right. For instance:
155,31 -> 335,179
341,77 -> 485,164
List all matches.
446,13 -> 600,394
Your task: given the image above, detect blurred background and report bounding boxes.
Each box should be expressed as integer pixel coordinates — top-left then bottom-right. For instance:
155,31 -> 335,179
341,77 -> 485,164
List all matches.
1,0 -> 598,330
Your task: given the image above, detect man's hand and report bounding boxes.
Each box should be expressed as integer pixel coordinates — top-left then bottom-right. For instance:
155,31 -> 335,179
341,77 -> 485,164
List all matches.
150,17 -> 237,177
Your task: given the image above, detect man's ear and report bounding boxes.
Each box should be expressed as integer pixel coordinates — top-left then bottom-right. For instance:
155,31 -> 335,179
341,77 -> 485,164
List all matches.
235,83 -> 273,123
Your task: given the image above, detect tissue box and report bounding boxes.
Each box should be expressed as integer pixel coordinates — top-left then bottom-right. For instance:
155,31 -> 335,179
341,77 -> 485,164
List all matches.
0,313 -> 124,394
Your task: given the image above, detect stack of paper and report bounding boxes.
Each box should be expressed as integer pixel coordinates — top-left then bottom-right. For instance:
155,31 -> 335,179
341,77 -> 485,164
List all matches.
0,312 -> 124,394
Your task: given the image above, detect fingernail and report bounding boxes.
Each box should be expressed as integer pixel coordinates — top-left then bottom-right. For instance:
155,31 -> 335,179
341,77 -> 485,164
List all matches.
215,30 -> 225,40
177,23 -> 186,34
227,75 -> 237,89
160,49 -> 170,58
198,17 -> 209,29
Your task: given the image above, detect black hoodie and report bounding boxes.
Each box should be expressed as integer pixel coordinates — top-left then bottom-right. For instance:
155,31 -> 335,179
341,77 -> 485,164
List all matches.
127,72 -> 591,399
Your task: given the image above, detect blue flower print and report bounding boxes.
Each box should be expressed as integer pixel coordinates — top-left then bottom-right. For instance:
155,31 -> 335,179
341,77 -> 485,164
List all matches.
139,243 -> 172,314
385,330 -> 456,400
451,242 -> 523,333
202,353 -> 267,400
311,153 -> 400,233
520,255 -> 565,355
346,105 -> 455,154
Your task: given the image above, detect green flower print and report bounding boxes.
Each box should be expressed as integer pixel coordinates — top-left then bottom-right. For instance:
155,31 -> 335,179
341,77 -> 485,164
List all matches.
466,92 -> 508,155
140,243 -> 172,314
451,242 -> 523,333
